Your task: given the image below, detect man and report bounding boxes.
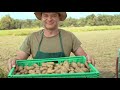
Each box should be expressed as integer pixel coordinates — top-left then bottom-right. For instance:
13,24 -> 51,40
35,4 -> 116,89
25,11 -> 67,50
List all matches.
8,12 -> 95,71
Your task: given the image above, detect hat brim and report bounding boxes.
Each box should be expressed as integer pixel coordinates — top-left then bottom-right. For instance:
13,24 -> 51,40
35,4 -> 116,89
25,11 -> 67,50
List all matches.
34,12 -> 67,21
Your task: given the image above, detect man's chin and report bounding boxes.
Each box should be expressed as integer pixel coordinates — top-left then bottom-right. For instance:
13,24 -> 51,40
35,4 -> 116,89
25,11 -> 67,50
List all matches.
46,27 -> 56,30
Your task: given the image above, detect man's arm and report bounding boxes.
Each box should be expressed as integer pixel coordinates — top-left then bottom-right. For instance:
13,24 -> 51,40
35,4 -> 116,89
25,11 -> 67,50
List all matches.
74,46 -> 87,56
73,46 -> 95,66
16,51 -> 29,60
8,51 -> 29,71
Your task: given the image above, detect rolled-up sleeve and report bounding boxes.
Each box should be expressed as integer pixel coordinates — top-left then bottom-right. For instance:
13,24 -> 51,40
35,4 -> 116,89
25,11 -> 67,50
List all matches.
20,35 -> 31,55
71,33 -> 82,52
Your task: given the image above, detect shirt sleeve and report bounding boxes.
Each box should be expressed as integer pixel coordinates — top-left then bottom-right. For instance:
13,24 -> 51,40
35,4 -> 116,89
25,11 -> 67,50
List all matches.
19,35 -> 31,55
71,33 -> 82,52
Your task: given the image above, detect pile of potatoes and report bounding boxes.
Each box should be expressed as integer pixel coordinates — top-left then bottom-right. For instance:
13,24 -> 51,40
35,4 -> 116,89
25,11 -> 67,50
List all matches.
15,61 -> 90,75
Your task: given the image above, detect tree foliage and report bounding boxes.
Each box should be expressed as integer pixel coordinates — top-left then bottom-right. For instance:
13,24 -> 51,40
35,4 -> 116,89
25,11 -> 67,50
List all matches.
1,14 -> 120,30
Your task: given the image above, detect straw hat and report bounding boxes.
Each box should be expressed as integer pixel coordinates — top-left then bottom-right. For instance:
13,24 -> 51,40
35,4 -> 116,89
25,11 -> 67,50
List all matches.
34,12 -> 67,21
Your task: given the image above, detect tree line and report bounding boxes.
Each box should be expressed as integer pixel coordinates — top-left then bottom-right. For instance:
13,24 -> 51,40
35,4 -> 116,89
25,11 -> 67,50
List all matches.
1,14 -> 120,30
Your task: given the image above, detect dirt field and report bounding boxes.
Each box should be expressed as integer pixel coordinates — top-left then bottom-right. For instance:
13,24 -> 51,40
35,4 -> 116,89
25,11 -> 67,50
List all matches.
0,30 -> 120,78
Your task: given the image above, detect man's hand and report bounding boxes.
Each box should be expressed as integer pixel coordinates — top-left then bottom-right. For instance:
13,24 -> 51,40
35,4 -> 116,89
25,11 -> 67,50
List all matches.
8,58 -> 17,72
86,55 -> 95,66
7,51 -> 29,72
74,47 -> 95,66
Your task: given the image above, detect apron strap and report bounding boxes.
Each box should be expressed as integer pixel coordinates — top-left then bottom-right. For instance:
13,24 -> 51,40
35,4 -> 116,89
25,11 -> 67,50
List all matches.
59,31 -> 64,53
38,31 -> 44,51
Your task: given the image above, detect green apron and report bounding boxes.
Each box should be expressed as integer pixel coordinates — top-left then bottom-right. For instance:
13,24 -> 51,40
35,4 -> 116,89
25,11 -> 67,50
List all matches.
33,31 -> 66,59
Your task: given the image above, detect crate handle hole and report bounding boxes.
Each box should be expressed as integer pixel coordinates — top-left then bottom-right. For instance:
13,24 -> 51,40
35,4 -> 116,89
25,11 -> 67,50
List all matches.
53,61 -> 58,63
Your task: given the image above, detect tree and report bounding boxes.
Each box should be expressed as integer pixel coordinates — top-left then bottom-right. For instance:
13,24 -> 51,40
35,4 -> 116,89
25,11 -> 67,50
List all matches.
33,20 -> 42,28
86,14 -> 97,26
0,15 -> 14,30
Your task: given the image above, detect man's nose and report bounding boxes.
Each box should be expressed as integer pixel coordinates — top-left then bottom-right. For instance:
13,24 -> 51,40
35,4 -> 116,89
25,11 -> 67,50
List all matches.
47,16 -> 52,21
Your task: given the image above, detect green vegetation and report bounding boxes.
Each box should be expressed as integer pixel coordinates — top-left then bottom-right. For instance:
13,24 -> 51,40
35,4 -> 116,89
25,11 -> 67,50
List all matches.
1,14 -> 120,30
0,28 -> 42,36
1,26 -> 120,36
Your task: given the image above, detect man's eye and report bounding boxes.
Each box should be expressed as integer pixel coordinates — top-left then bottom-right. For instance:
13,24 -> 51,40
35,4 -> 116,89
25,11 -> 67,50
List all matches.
43,15 -> 48,17
52,15 -> 57,17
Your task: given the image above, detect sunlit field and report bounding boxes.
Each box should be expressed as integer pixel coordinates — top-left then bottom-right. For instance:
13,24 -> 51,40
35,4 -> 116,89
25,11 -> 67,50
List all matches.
1,25 -> 120,36
0,26 -> 120,78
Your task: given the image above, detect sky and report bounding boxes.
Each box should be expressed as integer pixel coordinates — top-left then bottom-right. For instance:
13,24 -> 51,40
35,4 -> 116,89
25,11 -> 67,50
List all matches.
0,12 -> 120,19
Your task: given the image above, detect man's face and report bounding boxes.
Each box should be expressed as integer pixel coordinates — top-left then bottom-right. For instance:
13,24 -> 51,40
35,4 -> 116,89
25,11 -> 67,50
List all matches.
41,12 -> 60,30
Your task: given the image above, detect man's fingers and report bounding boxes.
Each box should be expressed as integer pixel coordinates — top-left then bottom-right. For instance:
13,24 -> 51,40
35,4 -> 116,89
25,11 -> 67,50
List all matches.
8,59 -> 12,71
86,55 -> 95,66
7,59 -> 16,72
8,63 -> 11,71
87,60 -> 91,63
85,62 -> 90,69
87,59 -> 95,65
11,60 -> 16,67
92,59 -> 95,66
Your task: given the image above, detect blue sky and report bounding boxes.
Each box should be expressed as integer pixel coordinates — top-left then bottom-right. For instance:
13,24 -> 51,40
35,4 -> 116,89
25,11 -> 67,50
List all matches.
0,12 -> 120,19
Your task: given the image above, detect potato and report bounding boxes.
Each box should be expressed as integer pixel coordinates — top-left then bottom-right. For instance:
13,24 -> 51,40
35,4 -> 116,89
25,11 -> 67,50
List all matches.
63,61 -> 69,70
77,62 -> 81,67
80,64 -> 85,68
60,66 -> 68,73
47,64 -> 54,68
34,67 -> 40,70
55,69 -> 61,74
40,67 -> 48,71
78,68 -> 84,72
24,70 -> 28,74
18,66 -> 23,71
56,64 -> 61,69
24,66 -> 29,70
74,68 -> 79,73
84,62 -> 90,69
15,65 -> 19,72
33,64 -> 39,68
69,70 -> 74,73
54,67 -> 59,71
29,70 -> 36,74
46,62 -> 55,65
42,70 -> 47,74
55,63 -> 59,66
70,66 -> 75,69
74,68 -> 83,73
20,70 -> 25,74
47,68 -> 55,74
69,67 -> 74,71
41,63 -> 47,67
81,68 -> 90,72
35,70 -> 41,74
25,66 -> 34,70
71,62 -> 78,69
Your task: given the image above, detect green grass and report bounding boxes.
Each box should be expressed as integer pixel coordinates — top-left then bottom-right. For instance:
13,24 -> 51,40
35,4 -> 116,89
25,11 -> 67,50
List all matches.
1,25 -> 120,36
0,28 -> 42,36
61,25 -> 120,32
